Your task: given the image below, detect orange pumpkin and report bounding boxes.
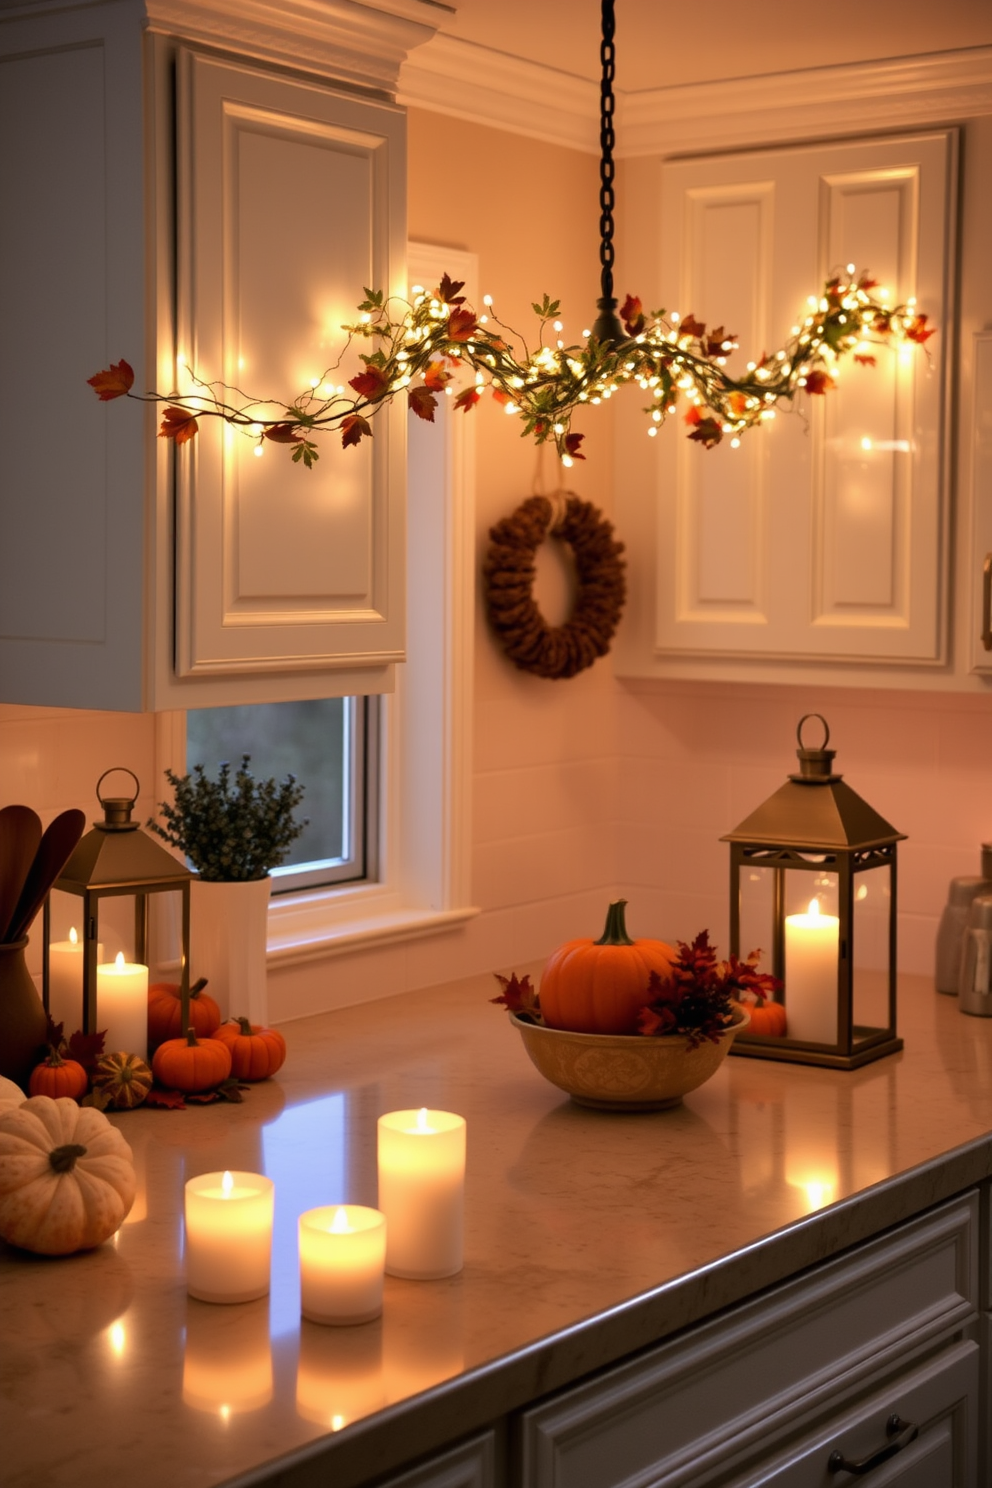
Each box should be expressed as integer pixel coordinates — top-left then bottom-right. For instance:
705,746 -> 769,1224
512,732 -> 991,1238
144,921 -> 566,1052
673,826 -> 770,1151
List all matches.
152,1028 -> 232,1093
28,1048 -> 88,1101
539,900 -> 676,1035
147,977 -> 221,1049
210,1017 -> 286,1080
743,999 -> 788,1037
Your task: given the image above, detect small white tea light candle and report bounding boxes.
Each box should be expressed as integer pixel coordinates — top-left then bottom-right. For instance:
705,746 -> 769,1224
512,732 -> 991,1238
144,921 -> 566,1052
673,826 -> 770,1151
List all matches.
96,951 -> 148,1057
299,1205 -> 387,1325
184,1170 -> 275,1303
48,927 -> 103,1033
785,897 -> 839,1044
377,1108 -> 466,1280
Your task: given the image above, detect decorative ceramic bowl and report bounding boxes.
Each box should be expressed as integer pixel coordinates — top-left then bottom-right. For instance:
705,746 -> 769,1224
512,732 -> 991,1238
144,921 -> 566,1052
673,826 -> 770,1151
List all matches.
509,1010 -> 749,1111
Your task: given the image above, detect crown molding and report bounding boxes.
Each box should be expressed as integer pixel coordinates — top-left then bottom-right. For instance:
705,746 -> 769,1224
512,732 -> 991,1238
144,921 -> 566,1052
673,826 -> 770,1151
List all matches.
397,31 -> 598,149
399,36 -> 992,155
141,0 -> 453,95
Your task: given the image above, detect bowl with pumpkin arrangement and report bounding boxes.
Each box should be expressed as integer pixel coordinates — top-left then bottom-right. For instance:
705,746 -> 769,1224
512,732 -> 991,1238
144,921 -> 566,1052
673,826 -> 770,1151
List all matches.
494,901 -> 778,1111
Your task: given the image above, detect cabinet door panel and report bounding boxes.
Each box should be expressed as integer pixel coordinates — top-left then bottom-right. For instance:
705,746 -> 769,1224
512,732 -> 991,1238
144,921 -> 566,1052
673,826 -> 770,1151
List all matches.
968,333 -> 992,675
176,51 -> 405,678
653,131 -> 954,667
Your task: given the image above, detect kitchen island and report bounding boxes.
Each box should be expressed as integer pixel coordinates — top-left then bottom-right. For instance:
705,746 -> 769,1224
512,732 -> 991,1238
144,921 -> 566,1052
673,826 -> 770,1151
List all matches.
2,972 -> 991,1488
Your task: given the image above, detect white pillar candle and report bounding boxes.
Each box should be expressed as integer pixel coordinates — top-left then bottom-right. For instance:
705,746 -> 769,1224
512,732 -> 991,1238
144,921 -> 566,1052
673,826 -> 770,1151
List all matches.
377,1109 -> 466,1280
184,1170 -> 275,1303
299,1205 -> 386,1326
48,928 -> 103,1034
784,898 -> 839,1044
96,951 -> 148,1058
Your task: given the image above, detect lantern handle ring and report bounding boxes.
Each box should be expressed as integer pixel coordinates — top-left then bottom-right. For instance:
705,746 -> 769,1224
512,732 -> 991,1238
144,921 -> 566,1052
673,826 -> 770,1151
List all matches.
796,714 -> 830,751
95,767 -> 140,808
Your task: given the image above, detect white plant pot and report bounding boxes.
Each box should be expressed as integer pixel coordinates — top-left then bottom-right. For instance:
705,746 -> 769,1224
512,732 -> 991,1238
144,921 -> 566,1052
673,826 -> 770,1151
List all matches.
189,876 -> 272,1026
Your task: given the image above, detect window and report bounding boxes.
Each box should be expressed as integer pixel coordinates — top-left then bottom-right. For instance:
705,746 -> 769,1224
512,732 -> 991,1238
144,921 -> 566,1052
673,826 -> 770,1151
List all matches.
185,697 -> 378,891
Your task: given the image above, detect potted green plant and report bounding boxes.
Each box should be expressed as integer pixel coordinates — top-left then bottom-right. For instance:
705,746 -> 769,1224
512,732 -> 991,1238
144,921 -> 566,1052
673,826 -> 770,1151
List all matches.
149,756 -> 306,1024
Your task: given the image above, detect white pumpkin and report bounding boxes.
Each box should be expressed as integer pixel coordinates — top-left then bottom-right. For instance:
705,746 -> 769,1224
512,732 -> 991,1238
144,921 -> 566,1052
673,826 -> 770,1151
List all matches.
0,1095 -> 136,1255
0,1075 -> 25,1113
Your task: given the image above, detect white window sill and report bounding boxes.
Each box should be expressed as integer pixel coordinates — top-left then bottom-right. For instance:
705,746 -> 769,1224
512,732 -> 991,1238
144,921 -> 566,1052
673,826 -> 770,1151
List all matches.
266,883 -> 479,967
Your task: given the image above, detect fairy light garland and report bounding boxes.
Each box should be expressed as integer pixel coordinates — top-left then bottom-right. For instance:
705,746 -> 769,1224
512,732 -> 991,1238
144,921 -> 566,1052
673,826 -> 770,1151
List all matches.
88,267 -> 935,467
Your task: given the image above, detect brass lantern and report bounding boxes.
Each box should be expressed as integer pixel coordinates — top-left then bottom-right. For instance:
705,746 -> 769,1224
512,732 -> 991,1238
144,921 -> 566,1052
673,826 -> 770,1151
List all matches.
42,769 -> 191,1045
722,716 -> 904,1070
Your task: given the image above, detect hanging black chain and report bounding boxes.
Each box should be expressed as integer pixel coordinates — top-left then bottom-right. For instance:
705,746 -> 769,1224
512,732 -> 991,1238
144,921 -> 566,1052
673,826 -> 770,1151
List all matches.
590,0 -> 625,346
598,0 -> 617,304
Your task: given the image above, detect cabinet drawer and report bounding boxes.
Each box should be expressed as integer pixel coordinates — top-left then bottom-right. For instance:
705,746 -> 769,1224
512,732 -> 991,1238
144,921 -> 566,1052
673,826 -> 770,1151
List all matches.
519,1195 -> 978,1488
718,1339 -> 979,1488
375,1432 -> 496,1488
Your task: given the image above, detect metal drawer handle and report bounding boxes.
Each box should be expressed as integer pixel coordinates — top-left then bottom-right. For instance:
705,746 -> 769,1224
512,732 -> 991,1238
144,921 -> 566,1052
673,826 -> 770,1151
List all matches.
982,552 -> 992,652
827,1414 -> 918,1475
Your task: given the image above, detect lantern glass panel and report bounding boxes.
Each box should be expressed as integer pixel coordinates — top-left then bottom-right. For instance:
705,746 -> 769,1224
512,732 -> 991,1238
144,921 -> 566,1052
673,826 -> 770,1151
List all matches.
852,863 -> 894,1029
786,859 -> 838,920
739,863 -> 776,962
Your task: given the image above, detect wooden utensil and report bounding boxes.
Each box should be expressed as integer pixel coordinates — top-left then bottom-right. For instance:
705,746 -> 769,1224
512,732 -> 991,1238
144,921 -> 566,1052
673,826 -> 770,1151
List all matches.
5,808 -> 86,946
0,805 -> 43,944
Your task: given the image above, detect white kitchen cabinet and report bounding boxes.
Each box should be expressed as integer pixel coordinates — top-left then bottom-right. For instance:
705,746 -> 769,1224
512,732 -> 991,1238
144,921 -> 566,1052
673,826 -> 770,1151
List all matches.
518,1193 -> 979,1487
0,0 -> 427,712
967,333 -> 992,676
613,130 -> 964,690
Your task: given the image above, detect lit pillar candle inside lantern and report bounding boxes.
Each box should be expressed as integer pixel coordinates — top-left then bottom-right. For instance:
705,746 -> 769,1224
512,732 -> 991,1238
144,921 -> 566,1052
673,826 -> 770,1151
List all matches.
184,1170 -> 275,1303
48,927 -> 103,1033
784,898 -> 839,1044
377,1109 -> 466,1280
299,1205 -> 386,1326
96,951 -> 148,1058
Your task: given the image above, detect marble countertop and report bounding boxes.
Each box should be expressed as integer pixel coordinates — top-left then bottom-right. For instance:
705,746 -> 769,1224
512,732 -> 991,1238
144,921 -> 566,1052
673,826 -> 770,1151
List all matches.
2,972 -> 992,1488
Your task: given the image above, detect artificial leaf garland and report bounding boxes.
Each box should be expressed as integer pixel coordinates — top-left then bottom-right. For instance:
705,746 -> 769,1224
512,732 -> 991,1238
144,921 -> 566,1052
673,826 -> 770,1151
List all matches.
88,270 -> 934,467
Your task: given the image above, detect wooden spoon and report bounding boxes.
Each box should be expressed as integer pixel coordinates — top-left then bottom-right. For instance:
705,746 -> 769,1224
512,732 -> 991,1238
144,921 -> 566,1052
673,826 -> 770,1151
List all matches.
0,805 -> 42,944
5,808 -> 86,945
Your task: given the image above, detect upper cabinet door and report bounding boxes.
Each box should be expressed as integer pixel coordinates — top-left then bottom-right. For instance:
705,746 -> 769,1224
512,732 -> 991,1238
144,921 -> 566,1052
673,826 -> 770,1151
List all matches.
618,131 -> 956,677
174,51 -> 406,684
967,332 -> 992,676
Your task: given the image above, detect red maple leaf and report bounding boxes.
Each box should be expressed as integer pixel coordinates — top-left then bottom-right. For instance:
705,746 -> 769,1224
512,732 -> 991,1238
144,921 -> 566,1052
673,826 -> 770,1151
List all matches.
263,422 -> 303,444
804,370 -> 833,395
87,359 -> 134,400
447,308 -> 478,343
341,413 -> 372,448
453,387 -> 481,415
564,432 -> 585,461
857,273 -> 879,290
436,273 -> 466,305
491,388 -> 512,406
852,353 -> 877,368
490,972 -> 538,1015
349,365 -> 389,401
685,411 -> 724,447
423,361 -> 451,391
408,385 -> 438,422
620,294 -> 645,336
145,1086 -> 187,1109
702,326 -> 735,359
680,314 -> 707,340
66,1028 -> 107,1074
904,313 -> 936,345
159,405 -> 199,444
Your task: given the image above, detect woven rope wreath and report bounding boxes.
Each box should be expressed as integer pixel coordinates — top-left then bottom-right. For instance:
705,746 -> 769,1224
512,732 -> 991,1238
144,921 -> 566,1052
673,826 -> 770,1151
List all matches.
482,494 -> 626,679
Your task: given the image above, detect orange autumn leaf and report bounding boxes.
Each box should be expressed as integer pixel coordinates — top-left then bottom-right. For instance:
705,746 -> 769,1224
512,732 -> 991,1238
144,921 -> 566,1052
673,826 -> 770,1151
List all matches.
423,361 -> 451,391
728,391 -> 749,417
491,388 -> 512,406
447,308 -> 478,342
349,365 -> 389,401
263,422 -> 303,444
453,387 -> 481,415
341,413 -> 372,448
853,353 -> 877,368
159,405 -> 199,444
87,359 -> 134,401
620,294 -> 645,336
904,313 -> 937,345
408,385 -> 438,423
804,370 -> 833,395
436,273 -> 466,305
680,314 -> 707,340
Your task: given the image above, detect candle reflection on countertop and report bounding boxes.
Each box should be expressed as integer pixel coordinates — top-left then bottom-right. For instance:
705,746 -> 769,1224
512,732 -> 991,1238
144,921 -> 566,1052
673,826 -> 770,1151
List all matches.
183,1298 -> 273,1415
296,1320 -> 386,1429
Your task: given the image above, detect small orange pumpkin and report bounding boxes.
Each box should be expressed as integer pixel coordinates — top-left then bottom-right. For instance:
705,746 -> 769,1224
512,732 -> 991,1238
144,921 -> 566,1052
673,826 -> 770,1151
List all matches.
92,1051 -> 154,1109
539,900 -> 677,1035
28,1048 -> 88,1101
210,1018 -> 286,1081
152,1028 -> 232,1093
743,1000 -> 788,1037
147,977 -> 221,1049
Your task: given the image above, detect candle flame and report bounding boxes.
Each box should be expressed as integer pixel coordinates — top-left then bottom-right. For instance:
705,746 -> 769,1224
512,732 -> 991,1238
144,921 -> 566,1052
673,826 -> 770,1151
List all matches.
808,897 -> 820,918
331,1414 -> 346,1432
114,951 -> 126,970
221,1170 -> 234,1197
329,1206 -> 351,1234
69,926 -> 78,945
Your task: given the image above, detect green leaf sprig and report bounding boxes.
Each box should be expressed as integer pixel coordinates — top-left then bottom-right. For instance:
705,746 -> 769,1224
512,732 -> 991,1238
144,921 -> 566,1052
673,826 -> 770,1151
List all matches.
148,755 -> 307,881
